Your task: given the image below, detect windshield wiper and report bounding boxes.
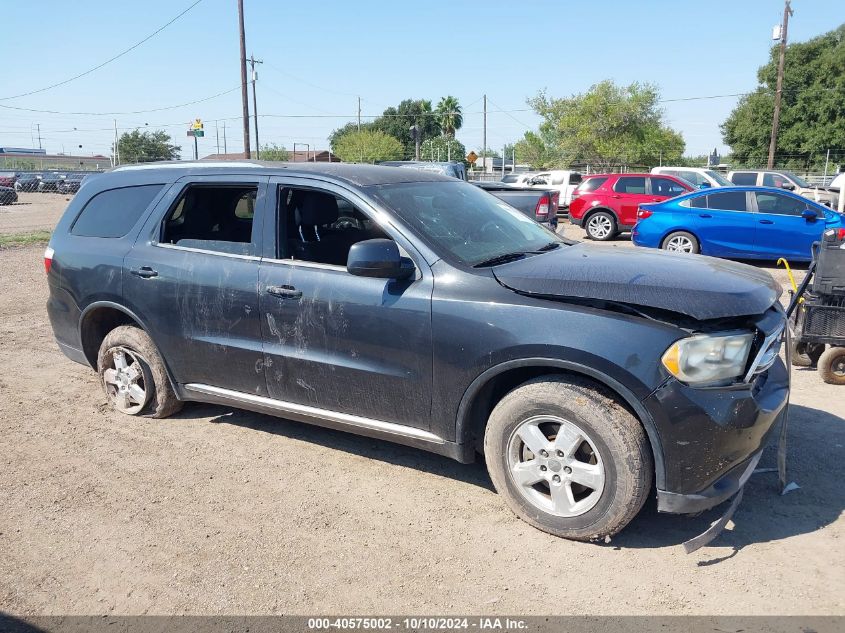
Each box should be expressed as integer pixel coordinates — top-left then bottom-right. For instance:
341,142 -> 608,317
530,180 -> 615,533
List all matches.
473,252 -> 529,268
535,241 -> 561,252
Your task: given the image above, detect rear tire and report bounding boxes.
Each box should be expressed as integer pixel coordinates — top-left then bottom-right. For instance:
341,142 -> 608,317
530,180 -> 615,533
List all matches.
585,211 -> 617,241
818,347 -> 845,385
661,231 -> 699,254
483,376 -> 652,541
97,325 -> 183,418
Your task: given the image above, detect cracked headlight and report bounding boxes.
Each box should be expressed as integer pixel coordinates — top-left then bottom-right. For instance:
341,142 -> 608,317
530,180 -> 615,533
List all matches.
661,332 -> 754,385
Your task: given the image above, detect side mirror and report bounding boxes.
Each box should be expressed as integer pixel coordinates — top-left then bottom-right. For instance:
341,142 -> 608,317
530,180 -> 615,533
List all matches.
781,183 -> 795,191
698,182 -> 711,189
801,209 -> 819,221
347,239 -> 414,279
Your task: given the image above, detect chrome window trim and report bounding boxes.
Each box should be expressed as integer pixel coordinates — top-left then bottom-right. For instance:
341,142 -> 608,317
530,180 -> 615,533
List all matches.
183,383 -> 445,444
153,242 -> 261,262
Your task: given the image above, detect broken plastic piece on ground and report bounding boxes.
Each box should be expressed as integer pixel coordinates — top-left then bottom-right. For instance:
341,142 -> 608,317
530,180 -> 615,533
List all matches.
683,488 -> 744,555
781,481 -> 800,495
753,467 -> 778,474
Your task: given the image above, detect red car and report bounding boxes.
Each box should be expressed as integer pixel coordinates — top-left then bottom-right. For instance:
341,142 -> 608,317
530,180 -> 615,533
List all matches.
569,173 -> 694,241
0,172 -> 16,188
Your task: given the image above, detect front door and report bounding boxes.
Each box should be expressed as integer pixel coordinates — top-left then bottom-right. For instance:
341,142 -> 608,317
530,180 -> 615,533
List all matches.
753,191 -> 825,260
258,178 -> 433,430
689,190 -> 757,257
123,175 -> 270,395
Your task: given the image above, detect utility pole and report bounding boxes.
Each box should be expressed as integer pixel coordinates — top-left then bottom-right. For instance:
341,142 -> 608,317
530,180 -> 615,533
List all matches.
767,0 -> 792,169
36,123 -> 42,150
237,0 -> 251,158
357,96 -> 361,132
482,94 -> 487,174
249,54 -> 263,159
216,120 -> 220,155
223,121 -> 228,154
113,119 -> 120,166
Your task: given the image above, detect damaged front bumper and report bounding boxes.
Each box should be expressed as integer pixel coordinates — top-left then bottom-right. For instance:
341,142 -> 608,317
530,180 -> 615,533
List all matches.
646,355 -> 789,515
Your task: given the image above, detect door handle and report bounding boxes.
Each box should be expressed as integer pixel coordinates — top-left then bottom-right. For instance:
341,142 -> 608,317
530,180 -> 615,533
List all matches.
759,219 -> 774,224
130,266 -> 158,279
611,195 -> 622,199
266,284 -> 302,299
698,214 -> 712,218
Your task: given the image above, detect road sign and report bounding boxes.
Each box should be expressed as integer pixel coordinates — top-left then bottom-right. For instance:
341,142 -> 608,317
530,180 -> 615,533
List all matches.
192,118 -> 204,131
187,129 -> 205,137
466,151 -> 478,164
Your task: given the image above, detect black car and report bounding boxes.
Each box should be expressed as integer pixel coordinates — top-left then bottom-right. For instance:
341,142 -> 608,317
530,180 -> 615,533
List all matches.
56,172 -> 88,195
45,162 -> 788,541
38,172 -> 65,192
14,172 -> 41,192
0,186 -> 17,205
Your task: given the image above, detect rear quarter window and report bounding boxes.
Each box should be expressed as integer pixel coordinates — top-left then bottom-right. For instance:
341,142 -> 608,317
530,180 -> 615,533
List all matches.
730,172 -> 757,186
71,184 -> 164,238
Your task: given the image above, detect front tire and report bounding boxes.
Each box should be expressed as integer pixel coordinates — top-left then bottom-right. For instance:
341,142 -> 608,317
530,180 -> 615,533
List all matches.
585,211 -> 617,241
818,347 -> 845,385
483,376 -> 652,541
661,231 -> 699,254
97,325 -> 183,418
790,341 -> 824,367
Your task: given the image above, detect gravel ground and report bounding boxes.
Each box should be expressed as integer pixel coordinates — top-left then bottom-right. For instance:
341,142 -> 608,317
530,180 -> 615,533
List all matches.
0,196 -> 842,616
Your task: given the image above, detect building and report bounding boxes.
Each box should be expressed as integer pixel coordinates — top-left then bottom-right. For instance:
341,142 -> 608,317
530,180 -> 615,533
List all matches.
0,148 -> 110,170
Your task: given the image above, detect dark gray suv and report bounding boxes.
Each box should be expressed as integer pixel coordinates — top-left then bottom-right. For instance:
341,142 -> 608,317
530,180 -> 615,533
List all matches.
46,161 -> 789,541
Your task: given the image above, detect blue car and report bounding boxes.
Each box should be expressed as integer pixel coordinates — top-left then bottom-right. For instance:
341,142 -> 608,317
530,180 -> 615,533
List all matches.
632,186 -> 843,261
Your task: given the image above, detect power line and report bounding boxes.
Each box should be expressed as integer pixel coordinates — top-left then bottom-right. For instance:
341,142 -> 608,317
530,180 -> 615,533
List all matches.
0,0 -> 205,102
0,85 -> 241,116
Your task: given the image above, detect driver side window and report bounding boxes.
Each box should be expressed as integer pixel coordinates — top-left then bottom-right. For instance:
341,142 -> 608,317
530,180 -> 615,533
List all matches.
277,186 -> 389,266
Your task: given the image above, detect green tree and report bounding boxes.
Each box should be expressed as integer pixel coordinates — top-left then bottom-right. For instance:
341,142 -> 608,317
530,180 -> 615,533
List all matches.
259,143 -> 290,161
421,136 -> 467,163
115,129 -> 180,163
526,80 -> 685,169
514,131 -> 560,169
333,129 -> 404,163
372,99 -> 440,159
721,24 -> 845,170
435,96 -> 463,138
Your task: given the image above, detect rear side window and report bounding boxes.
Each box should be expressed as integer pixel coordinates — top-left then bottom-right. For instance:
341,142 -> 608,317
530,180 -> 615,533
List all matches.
71,184 -> 163,238
613,177 -> 646,194
731,172 -> 757,186
707,191 -> 749,212
569,173 -> 582,185
577,177 -> 608,193
161,184 -> 258,255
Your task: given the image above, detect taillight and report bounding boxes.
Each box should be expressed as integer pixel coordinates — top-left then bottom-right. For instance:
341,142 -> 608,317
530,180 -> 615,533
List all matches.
637,208 -> 653,219
838,228 -> 845,240
535,194 -> 550,219
44,246 -> 54,274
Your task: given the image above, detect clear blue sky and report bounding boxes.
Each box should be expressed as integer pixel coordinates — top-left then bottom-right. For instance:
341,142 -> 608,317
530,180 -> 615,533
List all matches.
0,0 -> 839,160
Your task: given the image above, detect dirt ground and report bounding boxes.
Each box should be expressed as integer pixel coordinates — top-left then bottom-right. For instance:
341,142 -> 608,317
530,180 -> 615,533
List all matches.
0,195 -> 843,616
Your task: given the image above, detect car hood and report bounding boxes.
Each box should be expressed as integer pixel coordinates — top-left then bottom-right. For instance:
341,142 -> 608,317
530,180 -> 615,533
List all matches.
492,244 -> 782,320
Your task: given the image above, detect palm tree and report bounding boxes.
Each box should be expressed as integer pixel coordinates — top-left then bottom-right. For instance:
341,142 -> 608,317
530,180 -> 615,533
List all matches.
436,96 -> 463,138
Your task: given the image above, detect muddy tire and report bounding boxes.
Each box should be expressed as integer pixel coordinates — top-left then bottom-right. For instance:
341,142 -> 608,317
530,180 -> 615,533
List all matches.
483,376 -> 652,541
818,346 -> 845,385
790,341 -> 825,368
97,325 -> 183,418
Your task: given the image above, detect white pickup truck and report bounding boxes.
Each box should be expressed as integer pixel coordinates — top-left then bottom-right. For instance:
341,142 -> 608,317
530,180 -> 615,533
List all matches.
521,170 -> 583,210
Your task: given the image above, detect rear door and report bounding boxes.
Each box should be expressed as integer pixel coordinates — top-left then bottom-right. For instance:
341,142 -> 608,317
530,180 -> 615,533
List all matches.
752,191 -> 823,259
689,190 -> 757,257
124,174 -> 270,395
649,176 -> 690,200
612,176 -> 650,227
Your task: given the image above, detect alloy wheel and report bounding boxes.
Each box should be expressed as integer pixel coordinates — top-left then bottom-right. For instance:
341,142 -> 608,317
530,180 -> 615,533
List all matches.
506,415 -> 605,517
102,347 -> 150,414
587,215 -> 613,239
665,235 -> 695,253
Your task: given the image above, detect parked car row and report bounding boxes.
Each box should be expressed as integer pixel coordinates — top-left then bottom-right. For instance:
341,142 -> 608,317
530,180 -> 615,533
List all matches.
0,170 -> 97,195
562,166 -> 843,262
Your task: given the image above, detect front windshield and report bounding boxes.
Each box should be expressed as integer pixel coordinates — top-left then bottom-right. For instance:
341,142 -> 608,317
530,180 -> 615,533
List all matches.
368,181 -> 564,266
781,171 -> 810,188
705,170 -> 732,186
